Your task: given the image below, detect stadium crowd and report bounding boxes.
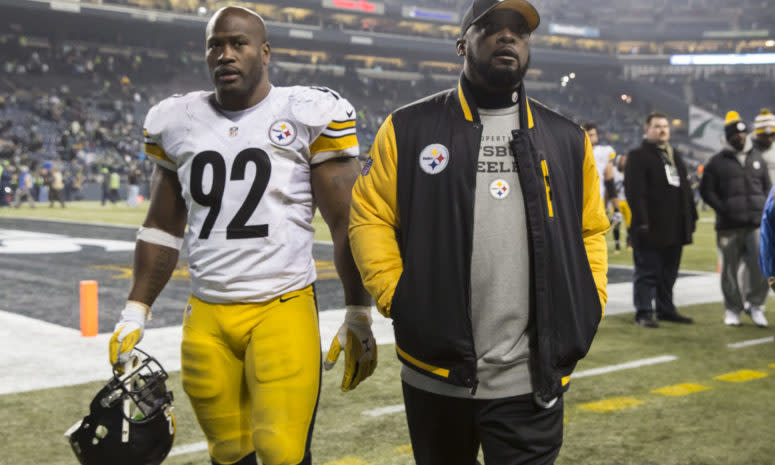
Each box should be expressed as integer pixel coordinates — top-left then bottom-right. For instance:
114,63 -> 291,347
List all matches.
0,31 -> 659,207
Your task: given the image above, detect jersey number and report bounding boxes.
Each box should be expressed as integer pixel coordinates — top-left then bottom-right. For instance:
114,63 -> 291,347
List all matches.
190,148 -> 271,240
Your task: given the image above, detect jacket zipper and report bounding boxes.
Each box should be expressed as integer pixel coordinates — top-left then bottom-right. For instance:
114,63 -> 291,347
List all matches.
541,159 -> 554,218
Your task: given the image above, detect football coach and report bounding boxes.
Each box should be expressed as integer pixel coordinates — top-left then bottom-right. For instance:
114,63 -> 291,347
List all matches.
348,0 -> 609,464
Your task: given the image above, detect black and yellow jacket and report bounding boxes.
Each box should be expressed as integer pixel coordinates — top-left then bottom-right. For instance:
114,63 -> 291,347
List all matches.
349,79 -> 609,401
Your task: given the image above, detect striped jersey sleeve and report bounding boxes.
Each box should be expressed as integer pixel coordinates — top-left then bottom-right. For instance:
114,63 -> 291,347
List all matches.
309,96 -> 359,164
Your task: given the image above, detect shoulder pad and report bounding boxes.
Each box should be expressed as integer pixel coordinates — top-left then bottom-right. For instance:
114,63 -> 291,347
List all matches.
290,86 -> 351,127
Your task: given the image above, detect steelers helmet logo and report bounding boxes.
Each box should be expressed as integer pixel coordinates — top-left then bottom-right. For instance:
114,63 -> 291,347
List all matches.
269,120 -> 297,146
419,144 -> 450,175
490,179 -> 510,199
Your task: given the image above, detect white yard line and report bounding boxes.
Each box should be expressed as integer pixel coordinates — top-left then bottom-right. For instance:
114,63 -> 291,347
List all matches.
168,441 -> 209,457
362,405 -> 406,417
727,336 -> 775,348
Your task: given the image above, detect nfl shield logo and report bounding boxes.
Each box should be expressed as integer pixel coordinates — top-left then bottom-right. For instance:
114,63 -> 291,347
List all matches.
229,127 -> 239,137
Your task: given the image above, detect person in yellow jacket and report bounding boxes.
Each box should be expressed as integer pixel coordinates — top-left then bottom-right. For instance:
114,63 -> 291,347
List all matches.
348,0 -> 608,463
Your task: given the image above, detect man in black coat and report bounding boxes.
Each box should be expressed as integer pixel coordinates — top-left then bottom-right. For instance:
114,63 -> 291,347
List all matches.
700,111 -> 771,327
625,112 -> 698,327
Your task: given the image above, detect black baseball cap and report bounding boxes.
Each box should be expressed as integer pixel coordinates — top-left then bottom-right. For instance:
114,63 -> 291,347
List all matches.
460,0 -> 540,36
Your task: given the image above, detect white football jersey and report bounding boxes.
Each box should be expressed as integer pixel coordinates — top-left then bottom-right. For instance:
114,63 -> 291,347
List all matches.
143,86 -> 359,303
593,144 -> 616,198
613,163 -> 626,202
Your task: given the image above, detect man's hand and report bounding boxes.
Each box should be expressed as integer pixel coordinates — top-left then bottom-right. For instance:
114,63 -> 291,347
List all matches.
325,305 -> 377,391
109,302 -> 149,366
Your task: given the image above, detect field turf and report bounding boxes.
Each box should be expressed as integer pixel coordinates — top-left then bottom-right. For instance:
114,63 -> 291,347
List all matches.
1,202 -> 773,465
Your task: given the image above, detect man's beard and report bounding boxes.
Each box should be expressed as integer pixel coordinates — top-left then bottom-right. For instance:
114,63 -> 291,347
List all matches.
467,48 -> 530,90
756,134 -> 773,150
729,137 -> 745,152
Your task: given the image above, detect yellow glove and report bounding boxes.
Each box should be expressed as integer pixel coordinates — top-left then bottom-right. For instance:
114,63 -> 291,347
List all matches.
324,305 -> 377,391
109,301 -> 149,366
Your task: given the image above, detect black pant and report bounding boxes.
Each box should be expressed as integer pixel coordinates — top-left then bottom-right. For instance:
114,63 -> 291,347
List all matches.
402,382 -> 563,465
632,244 -> 682,320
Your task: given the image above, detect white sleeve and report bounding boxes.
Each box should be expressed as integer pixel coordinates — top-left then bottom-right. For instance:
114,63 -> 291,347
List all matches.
143,101 -> 177,172
304,89 -> 360,165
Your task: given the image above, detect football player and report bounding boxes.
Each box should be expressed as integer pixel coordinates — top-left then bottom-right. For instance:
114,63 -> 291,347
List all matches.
583,122 -> 619,213
108,6 -> 376,465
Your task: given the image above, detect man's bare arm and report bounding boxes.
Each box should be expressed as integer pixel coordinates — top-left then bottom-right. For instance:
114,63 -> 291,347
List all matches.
311,157 -> 371,306
127,165 -> 188,306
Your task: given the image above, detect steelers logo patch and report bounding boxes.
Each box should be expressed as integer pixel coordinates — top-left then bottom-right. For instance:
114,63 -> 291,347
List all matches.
269,120 -> 297,146
754,160 -> 761,170
490,179 -> 510,199
419,144 -> 449,175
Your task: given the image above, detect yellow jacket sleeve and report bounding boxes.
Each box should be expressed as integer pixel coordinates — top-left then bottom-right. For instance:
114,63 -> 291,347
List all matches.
349,115 -> 403,317
581,133 -> 610,316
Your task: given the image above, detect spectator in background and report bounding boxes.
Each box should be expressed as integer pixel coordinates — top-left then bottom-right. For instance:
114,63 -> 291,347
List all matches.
48,165 -> 65,208
101,167 -> 114,205
109,169 -> 121,203
13,165 -> 35,208
0,160 -> 7,207
126,165 -> 141,207
751,108 -> 775,183
611,153 -> 631,253
700,111 -> 770,327
625,112 -> 697,328
583,122 -> 618,211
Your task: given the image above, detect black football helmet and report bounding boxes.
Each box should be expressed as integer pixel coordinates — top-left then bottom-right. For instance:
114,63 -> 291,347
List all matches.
65,348 -> 176,465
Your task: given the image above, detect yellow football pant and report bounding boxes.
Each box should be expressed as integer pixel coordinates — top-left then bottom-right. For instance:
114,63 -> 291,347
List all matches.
618,200 -> 632,228
181,285 -> 321,465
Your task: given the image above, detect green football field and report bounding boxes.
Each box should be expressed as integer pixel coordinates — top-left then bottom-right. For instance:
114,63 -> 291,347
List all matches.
1,202 -> 774,465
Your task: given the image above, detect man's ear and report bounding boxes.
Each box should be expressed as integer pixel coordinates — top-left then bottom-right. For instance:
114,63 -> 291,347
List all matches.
456,38 -> 465,57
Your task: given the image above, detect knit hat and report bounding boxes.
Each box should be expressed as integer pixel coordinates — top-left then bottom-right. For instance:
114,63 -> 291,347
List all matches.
754,108 -> 775,135
724,111 -> 747,140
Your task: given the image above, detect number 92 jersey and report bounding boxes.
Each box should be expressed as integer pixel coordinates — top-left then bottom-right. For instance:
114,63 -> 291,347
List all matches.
143,86 -> 359,303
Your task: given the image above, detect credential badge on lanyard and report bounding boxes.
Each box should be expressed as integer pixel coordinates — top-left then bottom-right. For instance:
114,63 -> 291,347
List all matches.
665,163 -> 681,187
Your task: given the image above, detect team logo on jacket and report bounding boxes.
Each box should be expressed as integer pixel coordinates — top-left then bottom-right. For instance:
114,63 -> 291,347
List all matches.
269,120 -> 297,146
490,179 -> 510,199
419,144 -> 449,175
754,160 -> 761,170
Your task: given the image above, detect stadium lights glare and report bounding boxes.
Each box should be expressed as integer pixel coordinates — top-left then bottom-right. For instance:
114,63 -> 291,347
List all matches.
670,53 -> 775,65
766,40 -> 775,47
569,73 -> 576,79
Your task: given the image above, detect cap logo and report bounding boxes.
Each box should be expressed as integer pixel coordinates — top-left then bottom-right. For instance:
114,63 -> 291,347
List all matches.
737,122 -> 746,132
419,144 -> 450,175
754,161 -> 761,170
269,120 -> 297,146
